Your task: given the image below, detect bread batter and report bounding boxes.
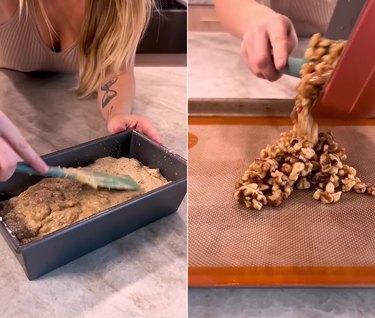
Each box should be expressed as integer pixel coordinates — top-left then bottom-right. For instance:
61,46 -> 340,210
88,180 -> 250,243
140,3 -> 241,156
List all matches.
0,157 -> 168,243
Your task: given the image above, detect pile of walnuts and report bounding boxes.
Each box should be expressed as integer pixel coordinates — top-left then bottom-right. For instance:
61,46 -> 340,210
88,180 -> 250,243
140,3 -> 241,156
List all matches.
235,130 -> 375,210
235,34 -> 375,210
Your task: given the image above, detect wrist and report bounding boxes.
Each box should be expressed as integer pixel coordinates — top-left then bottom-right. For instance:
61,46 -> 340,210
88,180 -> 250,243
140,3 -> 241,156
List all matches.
105,108 -> 130,124
244,4 -> 276,30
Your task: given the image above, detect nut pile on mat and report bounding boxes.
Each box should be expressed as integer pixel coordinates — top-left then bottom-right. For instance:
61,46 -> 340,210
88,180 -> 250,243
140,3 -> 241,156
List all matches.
235,34 -> 375,210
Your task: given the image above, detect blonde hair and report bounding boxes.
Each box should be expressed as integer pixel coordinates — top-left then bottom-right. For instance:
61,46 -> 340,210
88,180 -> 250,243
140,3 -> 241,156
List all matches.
78,0 -> 155,97
19,0 -> 155,97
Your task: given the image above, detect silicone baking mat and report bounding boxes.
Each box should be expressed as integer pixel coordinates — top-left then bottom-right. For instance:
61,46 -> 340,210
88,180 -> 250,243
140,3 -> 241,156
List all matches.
188,117 -> 375,287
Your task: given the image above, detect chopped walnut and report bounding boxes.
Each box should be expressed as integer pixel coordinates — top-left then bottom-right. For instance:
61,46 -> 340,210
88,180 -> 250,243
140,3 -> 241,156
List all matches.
289,162 -> 305,181
234,183 -> 267,210
353,182 -> 366,194
325,182 -> 335,194
297,178 -> 310,190
366,186 -> 375,196
267,190 -> 283,207
341,178 -> 356,192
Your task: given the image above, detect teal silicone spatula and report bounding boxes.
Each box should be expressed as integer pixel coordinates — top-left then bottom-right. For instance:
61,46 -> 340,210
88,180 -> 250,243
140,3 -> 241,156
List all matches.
15,162 -> 140,191
278,57 -> 306,78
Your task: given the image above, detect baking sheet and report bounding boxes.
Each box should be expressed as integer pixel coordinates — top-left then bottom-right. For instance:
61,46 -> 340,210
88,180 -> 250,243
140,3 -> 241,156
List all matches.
188,98 -> 294,117
188,118 -> 375,286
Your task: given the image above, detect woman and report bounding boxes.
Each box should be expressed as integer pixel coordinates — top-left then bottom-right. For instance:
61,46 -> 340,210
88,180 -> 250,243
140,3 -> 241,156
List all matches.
0,0 -> 159,181
215,0 -> 337,81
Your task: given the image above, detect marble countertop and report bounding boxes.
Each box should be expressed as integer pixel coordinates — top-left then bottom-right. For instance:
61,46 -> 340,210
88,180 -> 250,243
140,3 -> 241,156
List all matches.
0,67 -> 187,318
188,32 -> 310,100
189,288 -> 375,318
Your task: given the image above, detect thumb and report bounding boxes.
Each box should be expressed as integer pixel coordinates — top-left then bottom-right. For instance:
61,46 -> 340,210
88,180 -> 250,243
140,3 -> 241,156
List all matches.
107,118 -> 127,134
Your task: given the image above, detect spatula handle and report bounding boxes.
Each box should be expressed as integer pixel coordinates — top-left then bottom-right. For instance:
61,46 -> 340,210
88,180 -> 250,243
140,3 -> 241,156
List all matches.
278,57 -> 306,78
16,162 -> 40,176
16,163 -> 65,178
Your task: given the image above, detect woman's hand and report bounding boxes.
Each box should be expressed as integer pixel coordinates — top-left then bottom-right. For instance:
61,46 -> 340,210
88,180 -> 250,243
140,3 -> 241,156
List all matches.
97,67 -> 162,144
107,114 -> 162,144
0,111 -> 48,181
240,13 -> 298,81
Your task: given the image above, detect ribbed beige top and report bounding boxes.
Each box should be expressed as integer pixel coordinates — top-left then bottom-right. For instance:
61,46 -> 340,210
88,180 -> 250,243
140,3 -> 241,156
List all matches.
259,0 -> 338,36
0,4 -> 78,73
191,0 -> 338,36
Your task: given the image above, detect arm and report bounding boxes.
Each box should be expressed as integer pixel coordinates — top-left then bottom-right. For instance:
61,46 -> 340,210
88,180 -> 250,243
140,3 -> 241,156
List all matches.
97,62 -> 161,144
214,0 -> 298,81
98,65 -> 135,122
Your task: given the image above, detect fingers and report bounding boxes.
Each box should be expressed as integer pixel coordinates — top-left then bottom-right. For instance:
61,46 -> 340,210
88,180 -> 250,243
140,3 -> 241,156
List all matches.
269,31 -> 289,70
107,119 -> 126,134
0,137 -> 21,181
107,115 -> 162,144
287,26 -> 298,53
241,14 -> 297,81
0,112 -> 48,175
256,32 -> 281,81
242,31 -> 280,81
268,16 -> 298,70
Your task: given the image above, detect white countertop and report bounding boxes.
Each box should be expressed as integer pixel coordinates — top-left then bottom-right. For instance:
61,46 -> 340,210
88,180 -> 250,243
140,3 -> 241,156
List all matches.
189,288 -> 375,318
188,32 -> 310,100
0,67 -> 187,318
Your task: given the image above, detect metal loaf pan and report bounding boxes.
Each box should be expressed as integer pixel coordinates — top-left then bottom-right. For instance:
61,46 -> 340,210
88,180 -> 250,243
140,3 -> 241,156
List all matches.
0,130 -> 187,280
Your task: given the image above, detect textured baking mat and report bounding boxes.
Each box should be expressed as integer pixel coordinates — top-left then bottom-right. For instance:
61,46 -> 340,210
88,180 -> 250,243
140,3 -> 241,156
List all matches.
188,118 -> 375,286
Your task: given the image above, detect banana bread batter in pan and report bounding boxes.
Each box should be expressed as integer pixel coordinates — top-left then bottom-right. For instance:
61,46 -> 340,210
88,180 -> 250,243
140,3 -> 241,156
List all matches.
0,157 -> 168,244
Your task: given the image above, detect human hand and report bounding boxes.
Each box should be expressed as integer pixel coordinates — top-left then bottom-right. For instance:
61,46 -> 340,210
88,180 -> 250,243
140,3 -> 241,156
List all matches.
0,111 -> 48,181
241,13 -> 298,81
107,114 -> 162,144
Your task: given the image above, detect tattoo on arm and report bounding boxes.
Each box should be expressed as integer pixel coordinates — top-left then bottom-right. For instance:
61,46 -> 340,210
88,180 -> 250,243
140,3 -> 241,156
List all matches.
101,77 -> 118,108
